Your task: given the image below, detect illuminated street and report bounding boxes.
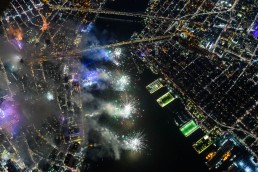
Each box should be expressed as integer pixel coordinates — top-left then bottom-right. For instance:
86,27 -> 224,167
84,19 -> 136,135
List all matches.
0,0 -> 257,172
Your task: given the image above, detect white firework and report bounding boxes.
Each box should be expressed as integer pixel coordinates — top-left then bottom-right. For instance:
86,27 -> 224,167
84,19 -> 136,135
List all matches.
46,92 -> 54,101
114,75 -> 130,91
121,103 -> 133,118
114,48 -> 122,57
122,132 -> 146,152
113,102 -> 135,119
0,108 -> 5,118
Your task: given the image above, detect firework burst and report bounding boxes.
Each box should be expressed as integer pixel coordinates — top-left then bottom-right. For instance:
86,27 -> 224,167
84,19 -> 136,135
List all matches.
113,75 -> 130,91
122,131 -> 146,152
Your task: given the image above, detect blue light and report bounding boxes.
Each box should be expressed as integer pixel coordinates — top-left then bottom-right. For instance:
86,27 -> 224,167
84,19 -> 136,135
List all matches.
99,49 -> 110,61
253,22 -> 258,37
140,52 -> 145,57
237,159 -> 257,172
81,23 -> 94,33
245,167 -> 252,172
82,70 -> 100,82
239,161 -> 244,167
253,30 -> 258,37
82,61 -> 94,67
83,48 -> 111,62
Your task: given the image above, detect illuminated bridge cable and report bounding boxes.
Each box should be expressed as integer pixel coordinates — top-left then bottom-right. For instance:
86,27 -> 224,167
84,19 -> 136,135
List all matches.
51,34 -> 174,57
49,5 -> 174,21
82,34 -> 174,51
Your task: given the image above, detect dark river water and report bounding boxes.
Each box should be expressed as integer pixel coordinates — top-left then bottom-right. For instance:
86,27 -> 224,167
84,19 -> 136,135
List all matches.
88,71 -> 209,172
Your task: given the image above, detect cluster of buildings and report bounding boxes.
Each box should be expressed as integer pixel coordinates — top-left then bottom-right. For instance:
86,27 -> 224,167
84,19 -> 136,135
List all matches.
0,0 -> 108,171
140,0 -> 257,171
0,0 -> 257,171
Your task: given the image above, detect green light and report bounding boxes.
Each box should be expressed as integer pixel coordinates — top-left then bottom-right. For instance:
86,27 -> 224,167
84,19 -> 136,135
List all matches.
156,92 -> 175,107
180,120 -> 199,137
193,135 -> 213,154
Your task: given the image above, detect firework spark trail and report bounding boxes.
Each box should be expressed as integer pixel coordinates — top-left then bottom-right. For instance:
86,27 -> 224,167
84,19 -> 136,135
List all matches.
0,1 -> 148,167
78,44 -> 145,159
122,131 -> 146,152
113,74 -> 130,91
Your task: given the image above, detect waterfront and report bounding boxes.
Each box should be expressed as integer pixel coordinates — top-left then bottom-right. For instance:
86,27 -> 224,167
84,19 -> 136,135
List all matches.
89,71 -> 209,172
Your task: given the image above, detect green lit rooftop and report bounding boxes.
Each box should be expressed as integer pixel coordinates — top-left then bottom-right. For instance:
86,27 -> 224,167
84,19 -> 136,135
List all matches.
180,120 -> 199,137
156,92 -> 175,107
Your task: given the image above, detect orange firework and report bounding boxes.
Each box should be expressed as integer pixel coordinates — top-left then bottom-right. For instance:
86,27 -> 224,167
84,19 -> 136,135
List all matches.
82,0 -> 91,8
7,26 -> 23,40
40,13 -> 49,32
